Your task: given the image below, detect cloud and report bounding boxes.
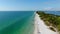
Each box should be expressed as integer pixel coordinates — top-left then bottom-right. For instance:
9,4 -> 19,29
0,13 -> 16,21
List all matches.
43,7 -> 53,11
42,7 -> 60,11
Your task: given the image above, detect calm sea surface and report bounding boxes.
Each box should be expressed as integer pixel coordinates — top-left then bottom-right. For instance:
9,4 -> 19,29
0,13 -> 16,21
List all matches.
44,11 -> 60,15
0,11 -> 35,34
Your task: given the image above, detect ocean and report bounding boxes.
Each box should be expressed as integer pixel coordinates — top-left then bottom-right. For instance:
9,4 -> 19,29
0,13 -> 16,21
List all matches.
0,11 -> 35,34
44,11 -> 60,15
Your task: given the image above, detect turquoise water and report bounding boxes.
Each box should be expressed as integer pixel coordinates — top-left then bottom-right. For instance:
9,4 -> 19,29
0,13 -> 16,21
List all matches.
0,11 -> 35,34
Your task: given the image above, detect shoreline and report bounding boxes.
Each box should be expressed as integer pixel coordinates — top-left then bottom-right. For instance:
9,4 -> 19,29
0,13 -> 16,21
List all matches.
34,13 -> 58,34
34,13 -> 41,34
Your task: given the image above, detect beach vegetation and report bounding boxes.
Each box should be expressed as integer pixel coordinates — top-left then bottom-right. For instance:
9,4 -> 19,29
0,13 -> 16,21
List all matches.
36,11 -> 60,32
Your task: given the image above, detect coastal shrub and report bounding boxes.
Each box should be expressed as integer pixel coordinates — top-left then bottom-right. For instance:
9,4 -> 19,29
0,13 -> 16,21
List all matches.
36,11 -> 60,31
49,27 -> 56,32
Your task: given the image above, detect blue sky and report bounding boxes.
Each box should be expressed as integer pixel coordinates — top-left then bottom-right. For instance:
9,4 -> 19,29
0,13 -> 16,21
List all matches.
0,0 -> 60,11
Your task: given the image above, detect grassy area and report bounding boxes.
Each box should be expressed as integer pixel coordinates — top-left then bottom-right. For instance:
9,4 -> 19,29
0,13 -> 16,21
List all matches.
36,11 -> 60,32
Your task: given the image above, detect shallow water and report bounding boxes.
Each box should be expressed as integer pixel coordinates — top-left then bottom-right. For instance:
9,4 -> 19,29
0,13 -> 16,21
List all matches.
0,11 -> 35,34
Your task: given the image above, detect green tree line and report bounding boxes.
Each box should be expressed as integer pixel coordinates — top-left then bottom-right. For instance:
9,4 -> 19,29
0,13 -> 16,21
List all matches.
36,11 -> 60,31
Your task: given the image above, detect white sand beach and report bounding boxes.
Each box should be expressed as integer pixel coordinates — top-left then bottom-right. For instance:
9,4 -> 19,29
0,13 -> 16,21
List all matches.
34,13 -> 58,34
